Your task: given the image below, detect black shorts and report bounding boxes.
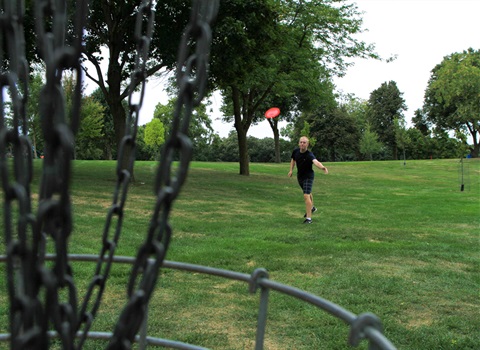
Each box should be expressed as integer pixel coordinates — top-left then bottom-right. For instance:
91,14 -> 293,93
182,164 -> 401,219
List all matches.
298,177 -> 314,194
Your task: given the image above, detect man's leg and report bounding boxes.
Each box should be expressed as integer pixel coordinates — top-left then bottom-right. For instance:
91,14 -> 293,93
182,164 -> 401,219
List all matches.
310,193 -> 318,213
303,178 -> 314,219
304,193 -> 313,218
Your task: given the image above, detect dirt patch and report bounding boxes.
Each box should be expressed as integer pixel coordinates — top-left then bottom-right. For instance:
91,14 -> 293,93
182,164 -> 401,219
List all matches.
402,304 -> 434,329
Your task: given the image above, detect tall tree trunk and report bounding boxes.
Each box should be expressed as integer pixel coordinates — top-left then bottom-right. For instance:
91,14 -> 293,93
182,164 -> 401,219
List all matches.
32,132 -> 38,159
268,118 -> 281,163
237,128 -> 250,175
111,101 -> 126,152
473,143 -> 479,158
110,96 -> 135,178
471,140 -> 479,158
274,127 -> 281,163
467,123 -> 479,157
105,143 -> 113,160
232,87 -> 250,175
107,57 -> 135,177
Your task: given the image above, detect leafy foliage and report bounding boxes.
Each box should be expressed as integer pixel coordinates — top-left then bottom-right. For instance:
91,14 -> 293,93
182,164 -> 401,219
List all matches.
314,107 -> 361,161
360,123 -> 383,160
26,72 -> 44,158
367,81 -> 407,159
153,97 -> 215,161
75,97 -> 105,160
144,118 -> 165,149
210,0 -> 377,174
89,88 -> 117,160
423,48 -> 480,157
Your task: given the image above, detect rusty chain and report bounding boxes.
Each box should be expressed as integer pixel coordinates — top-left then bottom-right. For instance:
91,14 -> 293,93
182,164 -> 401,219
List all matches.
107,1 -> 219,348
0,0 -> 218,349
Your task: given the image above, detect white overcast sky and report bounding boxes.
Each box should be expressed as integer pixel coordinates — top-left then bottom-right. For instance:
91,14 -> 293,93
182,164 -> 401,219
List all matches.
129,0 -> 480,138
333,0 -> 480,127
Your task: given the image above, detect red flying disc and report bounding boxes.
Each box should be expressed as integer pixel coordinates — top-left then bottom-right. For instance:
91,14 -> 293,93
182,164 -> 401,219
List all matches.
265,107 -> 280,119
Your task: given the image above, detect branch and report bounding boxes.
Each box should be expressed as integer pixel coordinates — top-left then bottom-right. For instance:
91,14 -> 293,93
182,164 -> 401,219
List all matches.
119,62 -> 168,101
252,82 -> 275,112
82,50 -> 108,95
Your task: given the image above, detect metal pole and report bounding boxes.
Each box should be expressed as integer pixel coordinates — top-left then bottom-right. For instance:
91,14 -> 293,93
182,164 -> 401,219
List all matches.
255,286 -> 270,350
460,158 -> 465,191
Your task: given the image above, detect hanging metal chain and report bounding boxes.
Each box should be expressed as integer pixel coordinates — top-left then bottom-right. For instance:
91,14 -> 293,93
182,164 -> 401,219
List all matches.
75,1 -> 156,348
1,0 -> 88,349
0,0 -> 38,349
33,0 -> 88,349
106,1 -> 219,348
1,0 -> 218,349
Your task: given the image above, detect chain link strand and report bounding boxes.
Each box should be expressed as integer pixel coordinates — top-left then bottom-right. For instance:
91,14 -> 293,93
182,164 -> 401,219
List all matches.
0,0 -> 216,348
75,1 -> 156,348
77,0 -> 153,347
0,0 -> 38,349
107,1 -> 219,348
0,0 -> 87,348
34,0 -> 88,348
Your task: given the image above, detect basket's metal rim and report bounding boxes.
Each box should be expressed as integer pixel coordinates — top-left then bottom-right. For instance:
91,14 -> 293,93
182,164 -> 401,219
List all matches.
0,331 -> 208,350
0,254 -> 357,321
0,254 -> 397,349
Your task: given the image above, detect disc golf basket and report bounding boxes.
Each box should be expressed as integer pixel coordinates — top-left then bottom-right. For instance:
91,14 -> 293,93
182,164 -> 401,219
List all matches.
0,1 -> 397,349
458,157 -> 471,191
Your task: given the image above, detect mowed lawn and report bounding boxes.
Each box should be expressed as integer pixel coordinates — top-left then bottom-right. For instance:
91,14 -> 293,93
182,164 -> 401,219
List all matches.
0,158 -> 478,349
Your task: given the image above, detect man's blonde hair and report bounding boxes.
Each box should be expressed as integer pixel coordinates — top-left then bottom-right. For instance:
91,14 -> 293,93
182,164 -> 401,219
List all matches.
299,136 -> 310,145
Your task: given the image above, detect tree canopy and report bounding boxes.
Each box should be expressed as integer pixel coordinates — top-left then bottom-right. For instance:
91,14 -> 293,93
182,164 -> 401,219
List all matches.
82,1 -> 184,150
367,81 -> 407,159
210,0 -> 377,175
12,0 -> 468,164
144,118 -> 166,149
423,48 -> 480,157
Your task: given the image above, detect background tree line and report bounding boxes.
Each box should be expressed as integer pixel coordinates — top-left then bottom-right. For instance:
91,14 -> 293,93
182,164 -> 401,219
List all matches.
7,1 -> 478,166
11,68 -> 471,163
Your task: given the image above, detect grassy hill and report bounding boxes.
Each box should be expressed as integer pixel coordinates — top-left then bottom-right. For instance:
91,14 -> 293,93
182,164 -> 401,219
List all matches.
1,159 -> 478,349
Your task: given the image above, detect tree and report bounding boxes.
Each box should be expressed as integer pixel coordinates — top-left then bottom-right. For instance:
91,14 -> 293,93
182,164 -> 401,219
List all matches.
262,72 -> 336,163
81,1 -> 190,166
211,0 -> 377,175
430,129 -> 465,159
313,107 -> 361,162
300,121 -> 316,148
423,48 -> 480,157
367,81 -> 407,159
144,118 -> 165,160
360,124 -> 383,161
338,94 -> 369,133
143,118 -> 165,159
152,97 -> 215,160
22,1 -> 191,165
394,117 -> 409,165
210,0 -> 280,175
405,128 -> 429,160
60,72 -> 106,160
26,72 -> 44,158
76,97 -> 105,159
412,108 -> 430,136
89,88 -> 117,160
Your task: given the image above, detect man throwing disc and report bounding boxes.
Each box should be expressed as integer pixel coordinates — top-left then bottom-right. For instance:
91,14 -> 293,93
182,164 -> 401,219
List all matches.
288,136 -> 328,224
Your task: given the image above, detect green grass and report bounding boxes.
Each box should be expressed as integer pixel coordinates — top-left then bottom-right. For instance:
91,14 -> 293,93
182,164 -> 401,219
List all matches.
0,159 -> 479,349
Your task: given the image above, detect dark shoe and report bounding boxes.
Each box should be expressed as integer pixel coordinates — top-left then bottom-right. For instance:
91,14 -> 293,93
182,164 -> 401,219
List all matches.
303,218 -> 312,224
304,206 -> 317,218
